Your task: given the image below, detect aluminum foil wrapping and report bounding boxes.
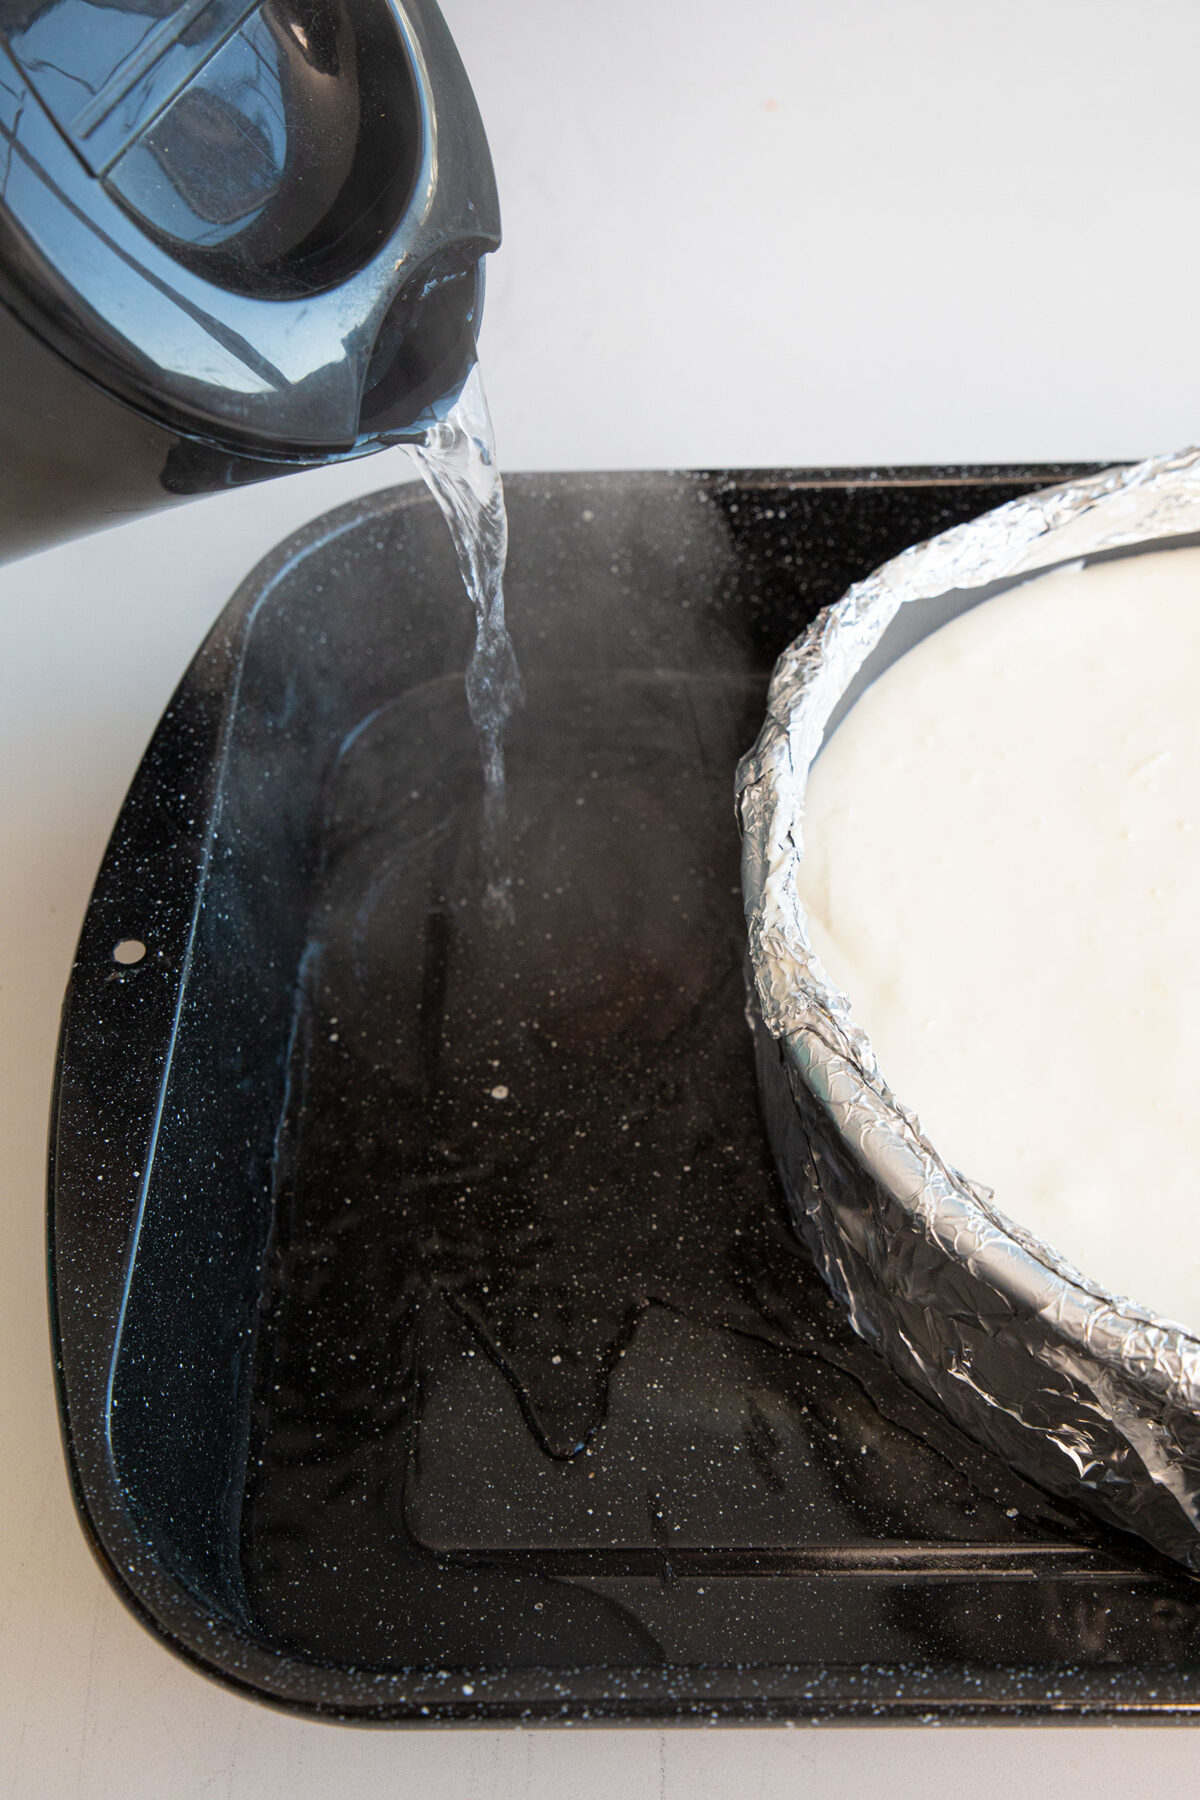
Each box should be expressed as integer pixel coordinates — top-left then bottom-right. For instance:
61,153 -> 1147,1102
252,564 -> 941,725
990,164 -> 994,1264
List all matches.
737,447 -> 1200,1572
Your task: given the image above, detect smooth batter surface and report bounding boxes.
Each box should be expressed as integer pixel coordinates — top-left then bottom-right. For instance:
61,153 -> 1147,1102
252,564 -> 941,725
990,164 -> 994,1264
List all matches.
798,546 -> 1200,1332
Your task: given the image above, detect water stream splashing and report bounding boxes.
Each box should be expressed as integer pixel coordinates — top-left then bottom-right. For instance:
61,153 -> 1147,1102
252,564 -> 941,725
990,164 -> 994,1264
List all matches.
406,364 -> 523,922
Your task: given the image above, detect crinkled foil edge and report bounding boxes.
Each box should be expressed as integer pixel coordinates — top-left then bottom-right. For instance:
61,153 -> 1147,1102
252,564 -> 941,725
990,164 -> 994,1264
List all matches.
737,446 -> 1200,1570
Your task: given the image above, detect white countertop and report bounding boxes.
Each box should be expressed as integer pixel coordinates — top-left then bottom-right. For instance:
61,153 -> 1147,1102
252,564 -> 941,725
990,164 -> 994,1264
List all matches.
6,0 -> 1200,1791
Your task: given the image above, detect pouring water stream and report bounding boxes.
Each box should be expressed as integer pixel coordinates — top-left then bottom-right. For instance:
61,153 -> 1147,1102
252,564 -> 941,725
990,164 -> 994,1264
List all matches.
406,364 -> 523,923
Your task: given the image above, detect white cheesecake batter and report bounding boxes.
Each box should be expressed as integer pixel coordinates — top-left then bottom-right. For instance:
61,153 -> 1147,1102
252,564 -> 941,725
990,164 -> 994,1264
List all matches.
797,545 -> 1200,1332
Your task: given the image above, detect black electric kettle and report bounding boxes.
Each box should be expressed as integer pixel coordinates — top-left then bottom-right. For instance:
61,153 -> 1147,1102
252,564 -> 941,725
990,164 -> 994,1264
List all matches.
0,0 -> 499,561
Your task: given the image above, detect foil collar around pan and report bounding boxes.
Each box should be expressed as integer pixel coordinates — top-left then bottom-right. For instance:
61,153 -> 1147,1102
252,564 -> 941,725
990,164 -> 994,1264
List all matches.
737,446 -> 1200,1571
